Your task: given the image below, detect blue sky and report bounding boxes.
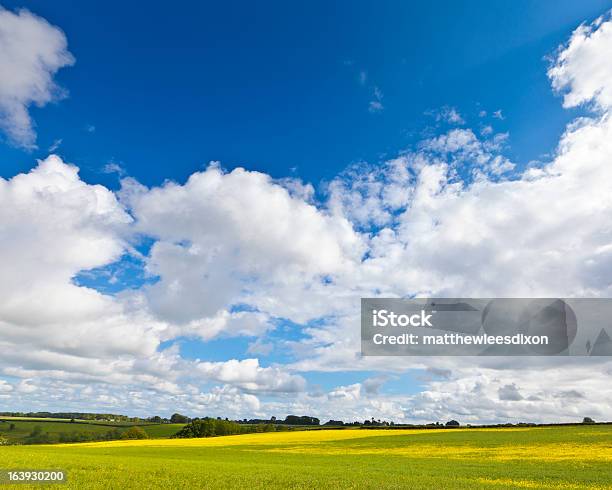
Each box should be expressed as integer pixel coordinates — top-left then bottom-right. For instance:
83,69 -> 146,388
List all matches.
1,0 -> 609,188
1,1 -> 612,423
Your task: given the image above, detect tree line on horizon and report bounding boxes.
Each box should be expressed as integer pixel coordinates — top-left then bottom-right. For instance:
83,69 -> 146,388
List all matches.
0,411 -> 161,423
2,411 -> 602,431
170,415 -> 466,439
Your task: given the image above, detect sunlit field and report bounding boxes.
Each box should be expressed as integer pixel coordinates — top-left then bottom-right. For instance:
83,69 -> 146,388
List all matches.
0,418 -> 184,444
1,425 -> 611,489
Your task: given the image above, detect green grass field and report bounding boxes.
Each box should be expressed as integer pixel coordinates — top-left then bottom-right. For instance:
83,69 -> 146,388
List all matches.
1,425 -> 611,489
0,418 -> 185,443
0,416 -> 158,425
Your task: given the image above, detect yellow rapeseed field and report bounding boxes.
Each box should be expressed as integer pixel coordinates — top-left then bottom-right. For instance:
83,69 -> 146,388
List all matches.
1,425 -> 611,489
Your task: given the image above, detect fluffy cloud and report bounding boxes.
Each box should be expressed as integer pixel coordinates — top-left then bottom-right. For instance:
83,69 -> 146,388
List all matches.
2,11 -> 612,423
3,378 -> 262,419
161,310 -> 273,342
355,113 -> 612,299
362,375 -> 390,395
0,156 -> 131,331
327,157 -> 414,228
403,363 -> 612,424
122,164 -> 363,324
284,13 -> 612,421
328,383 -> 361,401
548,12 -> 612,110
196,359 -> 306,393
0,7 -> 74,148
0,156 -> 169,381
0,157 -> 305,414
498,383 -> 523,401
419,128 -> 514,177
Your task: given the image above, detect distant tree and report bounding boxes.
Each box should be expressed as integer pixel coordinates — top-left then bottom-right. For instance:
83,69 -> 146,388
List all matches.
445,420 -> 460,427
173,418 -> 243,438
283,415 -> 319,426
170,413 -> 190,424
582,417 -> 595,424
121,426 -> 149,440
148,416 -> 162,423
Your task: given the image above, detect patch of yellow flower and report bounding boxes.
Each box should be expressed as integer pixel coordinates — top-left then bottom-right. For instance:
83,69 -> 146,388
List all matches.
59,427 -> 612,466
66,427 -> 532,449
474,477 -> 611,490
67,429 -> 422,448
262,442 -> 612,462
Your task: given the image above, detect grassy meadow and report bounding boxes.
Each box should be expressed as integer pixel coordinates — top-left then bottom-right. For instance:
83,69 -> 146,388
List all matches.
1,425 -> 611,489
0,417 -> 184,443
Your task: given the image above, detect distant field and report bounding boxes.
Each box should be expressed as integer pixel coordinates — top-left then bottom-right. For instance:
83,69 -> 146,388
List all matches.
0,416 -> 77,422
1,425 -> 611,489
0,416 -> 158,426
0,418 -> 184,443
140,424 -> 186,438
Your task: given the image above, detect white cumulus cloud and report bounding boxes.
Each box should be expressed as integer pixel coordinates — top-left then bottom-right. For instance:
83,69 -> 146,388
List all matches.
549,12 -> 612,110
1,10 -> 612,423
0,6 -> 74,149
